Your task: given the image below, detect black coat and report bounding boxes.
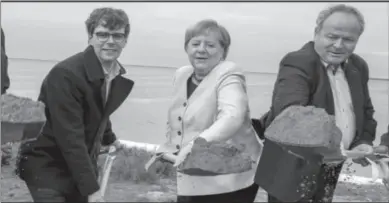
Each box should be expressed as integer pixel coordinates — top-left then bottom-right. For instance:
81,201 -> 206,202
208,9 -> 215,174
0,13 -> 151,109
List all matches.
18,45 -> 134,196
254,41 -> 377,201
265,41 -> 376,148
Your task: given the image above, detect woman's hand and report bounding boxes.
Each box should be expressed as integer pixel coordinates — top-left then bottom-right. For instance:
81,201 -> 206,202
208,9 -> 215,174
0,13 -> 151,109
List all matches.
173,142 -> 194,167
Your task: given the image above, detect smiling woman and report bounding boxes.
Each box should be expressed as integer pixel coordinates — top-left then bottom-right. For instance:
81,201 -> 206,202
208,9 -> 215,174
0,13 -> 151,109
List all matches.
184,19 -> 231,82
150,19 -> 263,203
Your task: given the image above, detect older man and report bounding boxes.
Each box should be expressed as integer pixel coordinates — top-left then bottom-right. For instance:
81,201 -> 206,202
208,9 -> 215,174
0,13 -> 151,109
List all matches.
17,7 -> 134,202
254,4 -> 377,202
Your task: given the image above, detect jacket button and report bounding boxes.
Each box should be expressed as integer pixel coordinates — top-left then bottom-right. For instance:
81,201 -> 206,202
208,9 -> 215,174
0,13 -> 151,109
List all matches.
178,116 -> 182,121
183,102 -> 187,107
178,131 -> 182,136
176,145 -> 180,150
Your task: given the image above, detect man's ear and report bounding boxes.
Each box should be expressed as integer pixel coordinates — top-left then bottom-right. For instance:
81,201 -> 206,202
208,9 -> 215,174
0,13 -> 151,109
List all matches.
123,38 -> 128,46
87,34 -> 93,44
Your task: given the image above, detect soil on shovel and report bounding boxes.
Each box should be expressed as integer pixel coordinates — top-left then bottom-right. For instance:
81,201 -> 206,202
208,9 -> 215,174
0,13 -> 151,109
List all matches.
177,138 -> 253,175
264,105 -> 345,160
1,94 -> 45,123
1,94 -> 46,162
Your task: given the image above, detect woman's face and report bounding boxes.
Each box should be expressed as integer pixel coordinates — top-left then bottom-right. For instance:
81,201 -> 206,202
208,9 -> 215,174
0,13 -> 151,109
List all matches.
186,31 -> 224,79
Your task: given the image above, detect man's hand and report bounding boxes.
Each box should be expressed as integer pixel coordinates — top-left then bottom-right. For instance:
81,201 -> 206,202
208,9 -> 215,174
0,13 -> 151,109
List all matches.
88,190 -> 104,202
111,140 -> 125,152
351,144 -> 374,167
373,145 -> 389,155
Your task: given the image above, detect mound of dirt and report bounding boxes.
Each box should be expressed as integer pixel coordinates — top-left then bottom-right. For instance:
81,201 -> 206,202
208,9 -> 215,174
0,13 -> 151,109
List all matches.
265,105 -> 342,158
1,94 -> 46,123
177,138 -> 253,175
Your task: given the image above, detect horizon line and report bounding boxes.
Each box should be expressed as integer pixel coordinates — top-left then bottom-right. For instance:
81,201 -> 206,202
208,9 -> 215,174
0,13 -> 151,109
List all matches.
8,57 -> 389,81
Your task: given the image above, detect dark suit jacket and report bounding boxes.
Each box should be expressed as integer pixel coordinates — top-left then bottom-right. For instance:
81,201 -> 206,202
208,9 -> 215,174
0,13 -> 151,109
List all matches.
18,45 -> 134,196
258,41 -> 377,148
1,28 -> 10,94
253,41 -> 377,200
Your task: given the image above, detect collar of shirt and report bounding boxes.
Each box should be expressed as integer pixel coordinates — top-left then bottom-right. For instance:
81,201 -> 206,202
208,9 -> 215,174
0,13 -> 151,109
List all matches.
102,61 -> 121,81
321,59 -> 348,75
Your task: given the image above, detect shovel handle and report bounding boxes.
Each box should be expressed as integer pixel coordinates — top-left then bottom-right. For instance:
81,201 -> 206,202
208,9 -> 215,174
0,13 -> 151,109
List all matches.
145,152 -> 178,171
99,146 -> 117,198
161,153 -> 177,164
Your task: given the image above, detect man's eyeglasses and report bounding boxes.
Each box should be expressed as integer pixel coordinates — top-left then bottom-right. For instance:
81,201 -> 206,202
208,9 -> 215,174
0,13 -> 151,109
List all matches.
94,32 -> 126,43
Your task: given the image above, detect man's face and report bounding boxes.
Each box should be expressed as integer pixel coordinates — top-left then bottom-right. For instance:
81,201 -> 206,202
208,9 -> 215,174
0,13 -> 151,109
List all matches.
89,24 -> 127,64
314,12 -> 362,65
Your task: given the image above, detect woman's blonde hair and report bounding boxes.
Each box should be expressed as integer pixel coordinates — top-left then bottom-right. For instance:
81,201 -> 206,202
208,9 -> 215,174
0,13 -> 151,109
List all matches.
184,19 -> 231,59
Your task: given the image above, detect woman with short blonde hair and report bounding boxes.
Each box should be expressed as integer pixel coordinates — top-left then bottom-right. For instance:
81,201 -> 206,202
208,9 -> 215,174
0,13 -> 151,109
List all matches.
155,19 -> 263,202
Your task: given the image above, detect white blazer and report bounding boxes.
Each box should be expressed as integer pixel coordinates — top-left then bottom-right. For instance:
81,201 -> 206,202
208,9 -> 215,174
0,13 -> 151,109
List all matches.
159,61 -> 263,196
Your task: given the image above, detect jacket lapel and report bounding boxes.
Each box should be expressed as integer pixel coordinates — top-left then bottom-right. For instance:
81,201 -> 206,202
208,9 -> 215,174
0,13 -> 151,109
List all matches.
82,45 -> 135,117
187,73 -> 210,104
103,76 -> 134,117
185,62 -> 223,104
83,45 -> 107,113
305,42 -> 335,115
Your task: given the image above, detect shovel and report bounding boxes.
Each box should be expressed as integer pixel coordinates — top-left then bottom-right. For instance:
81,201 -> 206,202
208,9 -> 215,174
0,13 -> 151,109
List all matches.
98,146 -> 118,198
145,152 -> 177,171
144,142 -> 179,171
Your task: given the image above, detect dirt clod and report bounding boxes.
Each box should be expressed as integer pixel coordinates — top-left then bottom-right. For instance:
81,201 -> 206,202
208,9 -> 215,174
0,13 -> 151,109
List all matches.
265,105 -> 343,158
177,138 -> 253,175
1,94 -> 46,123
1,143 -> 12,166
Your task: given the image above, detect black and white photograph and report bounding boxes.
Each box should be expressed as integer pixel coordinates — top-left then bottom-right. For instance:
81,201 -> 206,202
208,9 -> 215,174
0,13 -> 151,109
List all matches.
1,1 -> 388,202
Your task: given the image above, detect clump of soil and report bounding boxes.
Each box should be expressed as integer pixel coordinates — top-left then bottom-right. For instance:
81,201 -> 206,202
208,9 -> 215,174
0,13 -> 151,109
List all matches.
177,138 -> 253,175
1,94 -> 46,123
265,105 -> 342,158
1,143 -> 12,165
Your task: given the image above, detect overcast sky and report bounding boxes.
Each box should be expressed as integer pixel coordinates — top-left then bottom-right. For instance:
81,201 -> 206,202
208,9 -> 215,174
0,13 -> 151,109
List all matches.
2,2 -> 388,77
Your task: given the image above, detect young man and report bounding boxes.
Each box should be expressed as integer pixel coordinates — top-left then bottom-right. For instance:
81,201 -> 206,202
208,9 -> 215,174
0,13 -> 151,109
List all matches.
17,7 -> 134,202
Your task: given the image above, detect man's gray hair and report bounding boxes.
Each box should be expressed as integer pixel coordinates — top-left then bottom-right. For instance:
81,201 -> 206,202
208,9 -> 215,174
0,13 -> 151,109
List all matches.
315,4 -> 365,35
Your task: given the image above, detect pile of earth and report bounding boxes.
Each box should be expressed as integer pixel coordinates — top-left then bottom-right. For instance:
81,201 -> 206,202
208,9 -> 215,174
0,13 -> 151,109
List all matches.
264,105 -> 343,159
177,137 -> 253,175
1,94 -> 46,165
1,94 -> 46,123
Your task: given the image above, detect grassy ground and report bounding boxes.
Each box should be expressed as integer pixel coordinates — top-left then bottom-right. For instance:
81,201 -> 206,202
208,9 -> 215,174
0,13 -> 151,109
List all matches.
2,143 -> 389,202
